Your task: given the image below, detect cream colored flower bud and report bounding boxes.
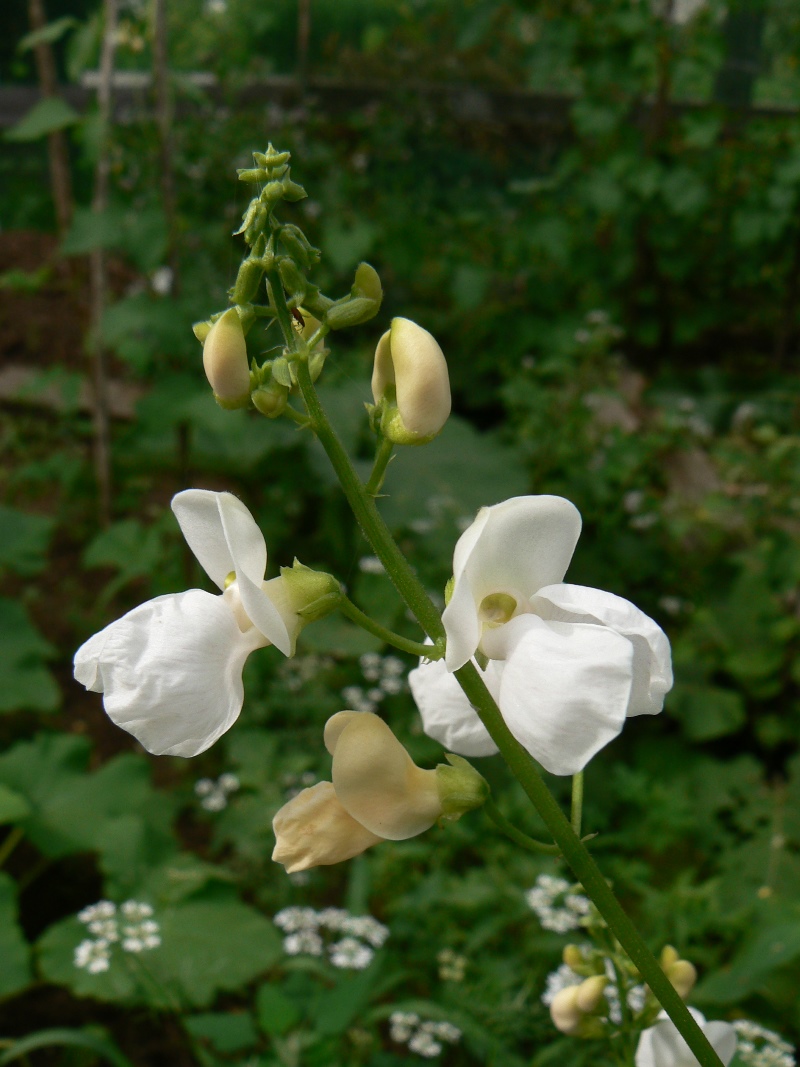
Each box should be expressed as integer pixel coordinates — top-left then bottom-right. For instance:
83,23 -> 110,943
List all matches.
575,975 -> 607,1013
202,308 -> 251,408
372,317 -> 451,444
660,945 -> 680,969
666,958 -> 697,999
329,711 -> 443,839
563,944 -> 587,970
550,986 -> 583,1035
272,781 -> 383,873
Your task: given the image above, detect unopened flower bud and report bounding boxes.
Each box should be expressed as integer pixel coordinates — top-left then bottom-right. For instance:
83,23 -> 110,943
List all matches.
660,945 -> 680,969
435,754 -> 488,821
575,975 -> 607,1013
352,262 -> 382,303
372,317 -> 451,444
550,986 -> 582,1035
666,958 -> 697,999
563,944 -> 588,971
202,308 -> 251,408
252,379 -> 289,418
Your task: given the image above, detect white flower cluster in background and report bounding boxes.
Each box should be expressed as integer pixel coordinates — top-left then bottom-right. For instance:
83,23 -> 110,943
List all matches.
734,1020 -> 796,1067
341,652 -> 407,713
273,906 -> 388,970
437,947 -> 467,982
278,653 -> 335,693
389,1012 -> 461,1059
526,874 -> 592,933
195,772 -> 240,811
74,900 -> 160,973
281,769 -> 318,800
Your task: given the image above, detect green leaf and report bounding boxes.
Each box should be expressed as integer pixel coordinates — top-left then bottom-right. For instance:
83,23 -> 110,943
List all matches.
38,916 -> 138,1003
313,964 -> 380,1036
0,785 -> 31,825
0,599 -> 59,713
256,984 -> 301,1036
696,915 -> 800,1003
4,97 -> 80,142
0,872 -> 31,999
321,219 -> 376,274
667,684 -> 746,741
0,505 -> 54,576
18,16 -> 79,52
184,1012 -> 259,1053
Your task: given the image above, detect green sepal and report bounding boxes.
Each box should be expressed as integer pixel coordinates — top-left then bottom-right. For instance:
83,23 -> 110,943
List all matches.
271,357 -> 293,388
238,167 -> 267,183
436,754 -> 489,821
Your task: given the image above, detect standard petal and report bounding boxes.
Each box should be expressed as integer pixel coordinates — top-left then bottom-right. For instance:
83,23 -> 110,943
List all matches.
532,584 -> 673,717
74,589 -> 266,757
442,496 -> 582,670
171,489 -> 266,591
272,781 -> 383,872
408,657 -> 500,757
643,1011 -> 737,1067
331,713 -> 442,840
496,614 -> 633,776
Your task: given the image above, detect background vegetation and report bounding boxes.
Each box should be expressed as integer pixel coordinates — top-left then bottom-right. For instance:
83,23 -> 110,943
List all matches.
1,0 -> 799,1063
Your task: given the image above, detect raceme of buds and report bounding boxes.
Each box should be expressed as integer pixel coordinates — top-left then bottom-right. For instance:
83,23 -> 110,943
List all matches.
371,317 -> 451,444
272,712 -> 487,873
201,308 -> 251,408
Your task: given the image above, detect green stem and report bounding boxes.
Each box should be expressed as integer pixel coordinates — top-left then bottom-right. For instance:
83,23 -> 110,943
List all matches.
365,436 -> 394,496
0,827 -> 24,870
282,404 -> 311,427
485,797 -> 559,855
267,263 -> 724,1067
338,596 -> 443,659
571,771 -> 584,838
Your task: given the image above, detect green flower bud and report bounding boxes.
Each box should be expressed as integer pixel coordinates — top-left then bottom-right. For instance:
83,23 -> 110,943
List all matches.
325,296 -> 380,330
271,356 -> 293,388
260,180 -> 285,203
278,257 -> 307,305
279,560 -> 341,624
352,262 -> 382,302
192,319 -> 212,343
237,167 -> 268,183
230,256 -> 264,305
281,174 -> 307,202
202,307 -> 251,408
435,754 -> 489,821
252,378 -> 289,418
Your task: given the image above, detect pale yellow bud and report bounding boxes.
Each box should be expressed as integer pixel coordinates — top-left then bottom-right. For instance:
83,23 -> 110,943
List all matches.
550,986 -> 583,1035
328,711 -> 443,840
202,308 -> 251,406
666,958 -> 697,999
272,781 -> 383,873
660,945 -> 680,969
563,945 -> 586,970
371,317 -> 451,443
575,975 -> 607,1013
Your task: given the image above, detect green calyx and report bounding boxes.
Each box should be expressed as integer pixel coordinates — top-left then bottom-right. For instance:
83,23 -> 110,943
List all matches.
279,560 -> 342,624
436,754 -> 489,822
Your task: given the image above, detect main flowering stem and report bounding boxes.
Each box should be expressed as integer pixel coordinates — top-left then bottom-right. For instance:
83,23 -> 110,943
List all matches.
274,295 -> 723,1067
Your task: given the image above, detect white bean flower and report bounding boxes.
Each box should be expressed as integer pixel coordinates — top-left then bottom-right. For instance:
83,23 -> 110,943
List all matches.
409,495 -> 672,776
636,1010 -> 737,1067
74,489 -> 299,757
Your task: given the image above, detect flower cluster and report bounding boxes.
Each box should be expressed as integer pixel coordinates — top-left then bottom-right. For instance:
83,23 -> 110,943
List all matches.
437,947 -> 466,982
341,653 -> 406,713
526,874 -> 592,934
389,1012 -> 461,1059
733,1021 -> 796,1067
273,906 -> 388,970
194,772 -> 240,811
74,901 -> 160,973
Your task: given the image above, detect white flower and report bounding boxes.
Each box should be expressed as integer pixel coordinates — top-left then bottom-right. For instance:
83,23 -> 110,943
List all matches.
283,930 -> 324,956
636,1010 -> 737,1067
74,490 -> 300,757
78,901 -> 116,923
74,938 -> 111,974
409,495 -> 672,775
329,936 -> 374,970
273,906 -> 319,933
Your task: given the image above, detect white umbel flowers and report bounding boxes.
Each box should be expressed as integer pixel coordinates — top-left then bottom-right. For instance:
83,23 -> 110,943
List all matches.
409,495 -> 672,776
74,489 -> 299,757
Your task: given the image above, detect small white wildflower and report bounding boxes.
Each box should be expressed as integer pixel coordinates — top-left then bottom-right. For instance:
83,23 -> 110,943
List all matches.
380,676 -> 404,695
78,901 -> 116,924
218,773 -> 240,793
316,907 -> 349,931
74,938 -> 111,974
390,1012 -> 420,1042
565,894 -> 591,916
733,1021 -> 796,1067
630,513 -> 658,531
382,656 -> 405,677
359,652 -> 382,680
408,1031 -> 442,1057
366,687 -> 385,703
358,556 -> 385,575
329,936 -> 374,970
437,948 -> 466,981
283,930 -> 324,956
623,490 -> 645,514
659,595 -> 683,616
150,266 -> 173,295
87,918 -> 119,941
410,518 -> 436,534
121,901 -> 153,921
201,789 -> 227,811
273,906 -> 319,933
194,778 -> 215,797
341,915 -> 390,947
